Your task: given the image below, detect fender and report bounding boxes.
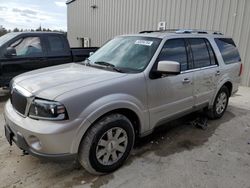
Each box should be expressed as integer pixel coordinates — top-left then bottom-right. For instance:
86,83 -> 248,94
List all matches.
70,93 -> 149,153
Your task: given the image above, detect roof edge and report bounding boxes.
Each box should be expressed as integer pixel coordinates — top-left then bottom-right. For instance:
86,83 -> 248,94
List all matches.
66,0 -> 76,5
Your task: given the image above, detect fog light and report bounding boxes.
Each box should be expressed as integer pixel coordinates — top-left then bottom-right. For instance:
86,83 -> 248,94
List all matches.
27,135 -> 42,151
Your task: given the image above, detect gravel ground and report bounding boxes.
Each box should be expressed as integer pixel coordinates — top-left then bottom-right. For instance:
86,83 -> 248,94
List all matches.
0,87 -> 250,188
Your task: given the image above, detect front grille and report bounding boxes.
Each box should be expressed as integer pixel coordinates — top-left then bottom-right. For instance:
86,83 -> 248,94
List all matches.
11,89 -> 27,115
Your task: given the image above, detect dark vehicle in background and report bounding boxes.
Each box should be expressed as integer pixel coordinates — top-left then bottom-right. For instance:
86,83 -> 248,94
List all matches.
0,32 -> 98,87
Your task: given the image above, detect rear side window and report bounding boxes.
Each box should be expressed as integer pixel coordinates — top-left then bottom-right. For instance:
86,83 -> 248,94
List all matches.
215,38 -> 241,64
188,38 -> 211,68
47,35 -> 64,53
158,39 -> 188,71
205,40 -> 217,65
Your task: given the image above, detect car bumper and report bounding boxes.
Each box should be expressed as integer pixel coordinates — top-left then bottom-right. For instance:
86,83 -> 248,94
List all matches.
4,124 -> 76,160
4,100 -> 85,159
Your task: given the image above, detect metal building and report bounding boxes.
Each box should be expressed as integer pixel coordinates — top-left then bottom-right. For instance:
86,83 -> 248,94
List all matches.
67,0 -> 250,86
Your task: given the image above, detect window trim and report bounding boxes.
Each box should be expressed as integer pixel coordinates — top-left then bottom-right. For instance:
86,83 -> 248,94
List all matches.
8,36 -> 44,58
214,38 -> 241,64
153,38 -> 190,72
181,64 -> 218,74
186,38 -> 218,70
205,39 -> 218,66
46,35 -> 67,55
149,37 -> 220,78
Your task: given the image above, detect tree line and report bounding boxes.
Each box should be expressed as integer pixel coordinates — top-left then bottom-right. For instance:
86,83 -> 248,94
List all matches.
0,25 -> 66,37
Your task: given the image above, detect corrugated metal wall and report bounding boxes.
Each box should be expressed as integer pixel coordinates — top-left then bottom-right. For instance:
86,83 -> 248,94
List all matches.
67,0 -> 250,86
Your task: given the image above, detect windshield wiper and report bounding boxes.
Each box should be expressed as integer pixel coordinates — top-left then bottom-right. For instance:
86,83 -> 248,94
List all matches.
94,61 -> 124,73
94,61 -> 114,67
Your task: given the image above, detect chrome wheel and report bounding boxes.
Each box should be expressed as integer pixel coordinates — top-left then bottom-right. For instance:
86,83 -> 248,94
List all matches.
96,127 -> 128,166
216,92 -> 227,114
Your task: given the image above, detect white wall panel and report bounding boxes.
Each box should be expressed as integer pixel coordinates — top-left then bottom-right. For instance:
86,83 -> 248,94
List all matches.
67,0 -> 250,86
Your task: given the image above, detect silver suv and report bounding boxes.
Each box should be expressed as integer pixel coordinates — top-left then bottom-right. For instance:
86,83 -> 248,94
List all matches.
4,30 -> 242,174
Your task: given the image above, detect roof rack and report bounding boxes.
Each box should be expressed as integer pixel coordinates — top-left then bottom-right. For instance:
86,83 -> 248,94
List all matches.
139,29 -> 178,34
139,29 -> 223,35
213,31 -> 223,35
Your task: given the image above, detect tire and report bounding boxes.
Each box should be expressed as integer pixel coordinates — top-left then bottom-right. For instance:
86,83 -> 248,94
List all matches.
78,113 -> 135,175
207,86 -> 229,119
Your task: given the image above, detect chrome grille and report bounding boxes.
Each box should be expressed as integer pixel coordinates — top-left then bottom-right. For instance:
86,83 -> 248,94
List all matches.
11,89 -> 27,115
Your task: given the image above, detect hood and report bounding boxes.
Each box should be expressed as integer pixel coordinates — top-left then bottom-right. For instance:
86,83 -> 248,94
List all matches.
14,63 -> 127,99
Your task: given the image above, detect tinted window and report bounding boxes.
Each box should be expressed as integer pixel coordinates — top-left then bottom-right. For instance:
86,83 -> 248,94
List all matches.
158,39 -> 188,71
215,38 -> 241,64
205,40 -> 217,65
48,36 -> 64,53
189,38 -> 210,68
10,37 -> 43,57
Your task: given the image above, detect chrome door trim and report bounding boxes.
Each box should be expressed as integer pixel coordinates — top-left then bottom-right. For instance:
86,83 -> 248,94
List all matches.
181,65 -> 218,74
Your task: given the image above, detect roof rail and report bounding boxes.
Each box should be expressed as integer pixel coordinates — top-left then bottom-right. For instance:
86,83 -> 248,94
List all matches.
175,29 -> 192,34
139,30 -> 156,34
139,29 -> 178,34
139,29 -> 223,35
213,31 -> 223,35
197,31 -> 208,34
175,29 -> 209,34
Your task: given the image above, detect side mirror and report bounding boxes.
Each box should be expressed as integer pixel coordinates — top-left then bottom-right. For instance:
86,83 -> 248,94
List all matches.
5,47 -> 17,58
157,61 -> 180,75
89,52 -> 94,56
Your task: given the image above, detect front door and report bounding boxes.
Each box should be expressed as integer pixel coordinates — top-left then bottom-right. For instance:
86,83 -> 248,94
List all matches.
1,36 -> 47,84
147,38 -> 194,128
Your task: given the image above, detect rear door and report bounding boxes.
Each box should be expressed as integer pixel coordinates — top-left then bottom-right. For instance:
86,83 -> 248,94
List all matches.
44,34 -> 72,66
187,38 -> 219,107
1,35 -> 47,83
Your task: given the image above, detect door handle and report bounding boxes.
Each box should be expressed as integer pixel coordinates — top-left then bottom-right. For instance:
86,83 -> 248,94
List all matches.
182,78 -> 191,84
215,70 -> 221,76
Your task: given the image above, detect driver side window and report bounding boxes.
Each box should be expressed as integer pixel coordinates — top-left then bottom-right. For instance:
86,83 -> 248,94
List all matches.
158,39 -> 188,71
9,37 -> 43,57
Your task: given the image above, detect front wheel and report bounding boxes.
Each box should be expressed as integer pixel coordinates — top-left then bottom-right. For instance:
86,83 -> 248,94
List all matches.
78,114 -> 135,174
207,86 -> 229,119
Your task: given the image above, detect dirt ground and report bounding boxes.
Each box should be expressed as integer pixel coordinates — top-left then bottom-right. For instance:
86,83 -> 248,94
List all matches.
0,87 -> 250,188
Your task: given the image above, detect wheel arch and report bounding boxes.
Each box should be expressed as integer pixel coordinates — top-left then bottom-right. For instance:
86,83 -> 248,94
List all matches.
70,98 -> 148,154
73,108 -> 141,153
92,108 -> 141,136
209,80 -> 233,107
223,81 -> 233,97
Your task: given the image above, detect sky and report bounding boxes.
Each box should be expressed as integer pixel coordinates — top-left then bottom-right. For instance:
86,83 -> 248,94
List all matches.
0,0 -> 67,31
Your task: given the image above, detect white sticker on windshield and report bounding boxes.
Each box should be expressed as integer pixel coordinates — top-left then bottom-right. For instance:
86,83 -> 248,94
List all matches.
135,40 -> 153,46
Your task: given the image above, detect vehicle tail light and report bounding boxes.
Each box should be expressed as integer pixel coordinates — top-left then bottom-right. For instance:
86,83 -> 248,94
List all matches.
239,63 -> 243,76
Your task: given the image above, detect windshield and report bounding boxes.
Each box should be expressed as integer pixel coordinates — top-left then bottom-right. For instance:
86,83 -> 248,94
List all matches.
0,32 -> 19,46
88,36 -> 161,73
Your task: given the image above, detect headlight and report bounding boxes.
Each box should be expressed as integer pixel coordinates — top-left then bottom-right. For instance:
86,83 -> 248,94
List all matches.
29,99 -> 68,120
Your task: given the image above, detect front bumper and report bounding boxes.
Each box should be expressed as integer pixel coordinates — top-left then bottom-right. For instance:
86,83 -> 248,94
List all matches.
4,124 -> 76,160
4,100 -> 84,159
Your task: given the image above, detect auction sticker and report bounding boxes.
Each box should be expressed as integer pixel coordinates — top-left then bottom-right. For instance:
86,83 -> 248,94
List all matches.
135,40 -> 153,46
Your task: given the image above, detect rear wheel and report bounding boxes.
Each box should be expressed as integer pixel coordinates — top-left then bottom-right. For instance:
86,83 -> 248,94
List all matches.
207,86 -> 229,119
78,114 -> 135,174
